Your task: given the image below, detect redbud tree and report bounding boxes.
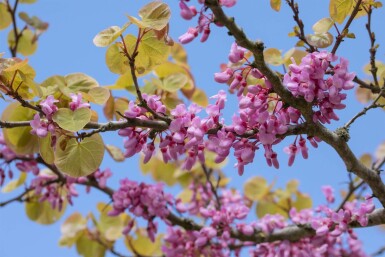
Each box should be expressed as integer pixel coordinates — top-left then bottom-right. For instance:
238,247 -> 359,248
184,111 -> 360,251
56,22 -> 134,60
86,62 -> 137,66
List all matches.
1,0 -> 385,256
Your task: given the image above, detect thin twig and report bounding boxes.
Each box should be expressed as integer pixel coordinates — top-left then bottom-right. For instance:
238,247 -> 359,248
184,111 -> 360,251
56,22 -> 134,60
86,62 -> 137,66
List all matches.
285,0 -> 316,51
365,4 -> 379,87
201,163 -> 221,209
331,0 -> 363,54
5,0 -> 22,57
344,88 -> 385,129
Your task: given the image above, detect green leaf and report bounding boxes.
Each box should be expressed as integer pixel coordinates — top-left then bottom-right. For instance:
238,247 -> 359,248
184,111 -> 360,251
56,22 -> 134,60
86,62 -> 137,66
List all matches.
97,203 -> 129,241
312,17 -> 335,34
171,43 -> 188,64
25,191 -> 66,224
128,1 -> 171,30
54,134 -> 105,177
8,29 -> 38,56
105,144 -> 125,162
76,232 -> 106,257
125,229 -> 163,256
19,0 -> 37,4
2,102 -> 39,154
140,155 -> 178,186
355,86 -> 372,104
40,75 -> 66,97
283,48 -> 307,67
39,132 -> 55,164
93,24 -> 129,47
375,141 -> 385,161
124,30 -> 169,72
19,12 -> 48,31
256,198 -> 288,218
292,192 -> 312,211
305,32 -> 334,48
53,108 -> 92,132
359,153 -> 373,169
191,88 -> 208,107
329,0 -> 353,24
1,172 -> 27,193
82,87 -> 110,105
159,73 -> 188,92
243,176 -> 270,201
59,212 -> 87,247
65,73 -> 99,93
286,179 -> 299,193
105,43 -> 129,74
0,3 -> 12,30
264,48 -> 283,66
270,0 -> 281,11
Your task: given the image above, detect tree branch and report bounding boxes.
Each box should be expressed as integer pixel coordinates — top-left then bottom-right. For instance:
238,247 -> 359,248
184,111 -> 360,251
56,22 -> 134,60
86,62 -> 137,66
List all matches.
331,0 -> 363,55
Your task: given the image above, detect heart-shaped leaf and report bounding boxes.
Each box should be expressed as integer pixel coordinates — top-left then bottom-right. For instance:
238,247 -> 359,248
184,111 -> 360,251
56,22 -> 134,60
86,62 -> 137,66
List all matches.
54,134 -> 104,177
53,108 -> 91,132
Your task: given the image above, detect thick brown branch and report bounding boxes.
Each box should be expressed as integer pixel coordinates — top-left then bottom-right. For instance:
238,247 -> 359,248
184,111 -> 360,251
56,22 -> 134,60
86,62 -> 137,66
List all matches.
311,123 -> 385,207
205,0 -> 313,120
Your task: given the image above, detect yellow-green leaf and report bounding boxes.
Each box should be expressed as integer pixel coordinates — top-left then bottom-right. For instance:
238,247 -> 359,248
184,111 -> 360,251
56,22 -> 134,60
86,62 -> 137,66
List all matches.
312,17 -> 335,34
93,24 -> 129,47
305,32 -> 334,48
283,48 -> 307,67
292,192 -> 312,210
359,153 -> 373,168
171,43 -> 188,64
243,176 -> 270,201
59,212 -> 87,247
97,202 -> 129,241
82,87 -> 110,105
256,199 -> 288,218
128,1 -> 171,31
355,86 -> 373,104
329,0 -> 353,24
270,0 -> 281,11
105,144 -> 125,162
286,179 -> 299,193
8,29 -> 38,56
124,30 -> 169,72
39,132 -> 55,164
375,141 -> 385,161
191,88 -> 208,107
105,42 -> 129,74
1,172 -> 27,193
53,108 -> 92,132
125,229 -> 163,256
25,192 -> 66,224
76,232 -> 106,257
65,73 -> 99,93
54,134 -> 105,177
19,0 -> 37,4
264,48 -> 283,66
0,3 -> 12,30
19,12 -> 48,31
160,73 -> 188,92
2,102 -> 39,154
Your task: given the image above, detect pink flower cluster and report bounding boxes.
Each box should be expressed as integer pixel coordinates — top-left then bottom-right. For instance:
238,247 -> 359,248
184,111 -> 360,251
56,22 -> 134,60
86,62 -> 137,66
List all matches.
109,179 -> 173,241
0,133 -> 40,185
178,0 -> 237,44
283,51 -> 355,124
161,183 -> 373,257
31,95 -> 58,137
30,172 -> 79,210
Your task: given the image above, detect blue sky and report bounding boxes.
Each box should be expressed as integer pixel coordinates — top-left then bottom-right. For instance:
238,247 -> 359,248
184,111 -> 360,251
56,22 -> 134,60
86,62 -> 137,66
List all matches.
1,0 -> 385,256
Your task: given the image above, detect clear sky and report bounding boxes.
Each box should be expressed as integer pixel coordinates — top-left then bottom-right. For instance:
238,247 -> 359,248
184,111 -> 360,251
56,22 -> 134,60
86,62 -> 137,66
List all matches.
1,0 -> 385,257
